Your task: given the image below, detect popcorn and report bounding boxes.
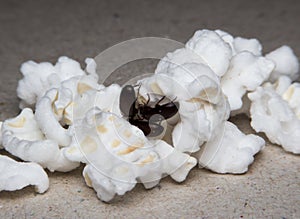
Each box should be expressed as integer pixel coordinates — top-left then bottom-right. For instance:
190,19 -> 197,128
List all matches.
155,47 -> 207,75
233,37 -> 263,56
221,51 -> 275,111
215,29 -> 263,56
2,108 -> 79,172
64,109 -> 197,201
139,62 -> 230,153
266,46 -> 299,82
186,29 -> 232,77
17,57 -> 98,108
0,28 -> 299,202
63,83 -> 122,125
155,29 -> 275,113
198,121 -> 265,174
0,154 -> 49,193
34,74 -> 102,146
282,83 -> 300,118
35,88 -> 72,147
249,81 -> 300,154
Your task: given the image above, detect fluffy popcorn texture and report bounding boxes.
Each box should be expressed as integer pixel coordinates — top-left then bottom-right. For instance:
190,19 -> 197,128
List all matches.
215,30 -> 263,56
233,37 -> 262,56
139,62 -> 230,153
265,76 -> 300,118
34,74 -> 100,145
83,164 -> 136,202
17,56 -> 98,108
155,47 -> 207,75
2,108 -> 79,172
249,85 -> 300,154
197,121 -> 265,174
221,51 -> 275,111
266,46 -> 299,82
64,109 -> 197,202
155,29 -> 271,115
35,89 -> 72,147
0,155 -> 49,193
34,75 -> 116,146
185,29 -> 232,77
281,83 -> 300,118
0,27 -> 298,201
64,83 -> 122,125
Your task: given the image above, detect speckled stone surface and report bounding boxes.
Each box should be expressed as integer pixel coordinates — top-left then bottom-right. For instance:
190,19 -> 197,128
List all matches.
0,0 -> 299,218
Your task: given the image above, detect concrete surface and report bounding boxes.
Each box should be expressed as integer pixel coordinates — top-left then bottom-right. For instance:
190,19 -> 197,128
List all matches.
0,0 -> 299,218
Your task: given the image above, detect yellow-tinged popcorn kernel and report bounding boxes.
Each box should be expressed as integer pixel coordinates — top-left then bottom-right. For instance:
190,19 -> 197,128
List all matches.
84,173 -> 93,187
199,88 -> 218,99
117,146 -> 137,155
54,108 -> 64,117
77,83 -> 93,94
97,125 -> 108,133
108,115 -> 115,121
283,85 -> 295,101
80,136 -> 98,154
67,147 -> 77,154
138,155 -> 155,166
134,139 -> 145,148
8,117 -> 26,128
123,129 -> 132,138
187,97 -> 201,103
111,139 -> 121,148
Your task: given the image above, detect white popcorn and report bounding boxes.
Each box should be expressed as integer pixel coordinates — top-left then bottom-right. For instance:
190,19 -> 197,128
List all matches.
155,47 -> 207,75
63,83 -> 122,125
263,76 -> 300,117
17,56 -> 98,108
35,88 -> 72,147
266,45 -> 299,82
281,83 -> 300,118
64,109 -> 197,201
215,30 -> 263,56
139,62 -> 230,153
221,51 -> 275,111
34,74 -> 115,145
198,121 -> 265,174
2,108 -> 79,172
82,164 -> 136,202
0,155 -> 49,193
233,37 -> 262,56
269,75 -> 292,95
214,29 -> 235,53
249,84 -> 300,154
185,29 -> 232,77
1,28 -> 299,202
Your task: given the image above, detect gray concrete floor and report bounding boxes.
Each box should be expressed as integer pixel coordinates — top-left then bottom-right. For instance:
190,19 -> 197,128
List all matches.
0,0 -> 299,218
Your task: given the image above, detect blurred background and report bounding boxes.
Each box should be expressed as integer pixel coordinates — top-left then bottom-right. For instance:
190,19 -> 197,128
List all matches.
1,0 -> 300,119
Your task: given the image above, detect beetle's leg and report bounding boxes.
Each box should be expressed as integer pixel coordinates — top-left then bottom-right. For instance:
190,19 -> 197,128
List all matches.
156,96 -> 166,106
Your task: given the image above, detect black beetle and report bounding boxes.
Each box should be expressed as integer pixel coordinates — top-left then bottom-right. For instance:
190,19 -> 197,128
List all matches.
119,85 -> 179,137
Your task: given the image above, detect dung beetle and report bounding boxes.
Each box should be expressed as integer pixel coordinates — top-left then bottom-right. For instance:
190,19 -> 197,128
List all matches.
119,85 -> 179,137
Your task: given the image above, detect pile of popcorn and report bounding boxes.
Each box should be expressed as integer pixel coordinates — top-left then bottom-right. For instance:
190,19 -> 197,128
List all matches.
0,29 -> 299,202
